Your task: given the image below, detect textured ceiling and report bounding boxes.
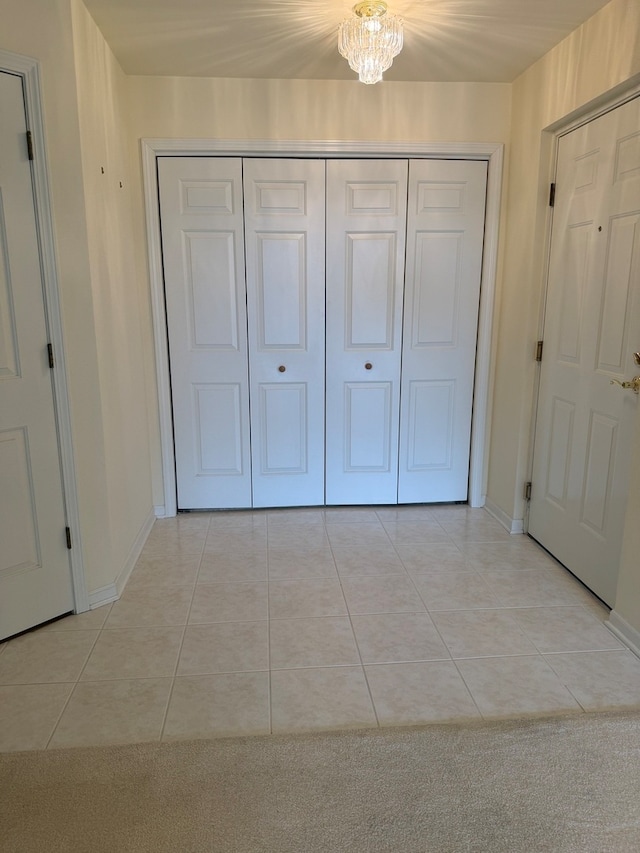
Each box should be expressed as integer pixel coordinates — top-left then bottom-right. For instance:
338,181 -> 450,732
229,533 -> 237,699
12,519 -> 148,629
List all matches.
82,0 -> 613,83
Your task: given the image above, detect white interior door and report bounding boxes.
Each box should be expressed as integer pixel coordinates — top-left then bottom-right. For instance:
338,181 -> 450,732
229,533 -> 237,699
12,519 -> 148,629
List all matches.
325,159 -> 408,504
158,157 -> 252,509
243,159 -> 326,507
529,96 -> 640,606
0,71 -> 73,639
398,159 -> 487,502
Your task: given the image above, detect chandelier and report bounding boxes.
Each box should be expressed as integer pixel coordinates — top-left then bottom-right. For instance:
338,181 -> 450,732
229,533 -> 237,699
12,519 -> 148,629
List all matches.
338,1 -> 404,85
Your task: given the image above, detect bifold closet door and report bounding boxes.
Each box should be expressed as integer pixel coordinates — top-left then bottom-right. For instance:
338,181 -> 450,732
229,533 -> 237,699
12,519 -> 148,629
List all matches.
243,159 -> 326,507
398,159 -> 488,502
325,160 -> 409,504
158,157 -> 251,509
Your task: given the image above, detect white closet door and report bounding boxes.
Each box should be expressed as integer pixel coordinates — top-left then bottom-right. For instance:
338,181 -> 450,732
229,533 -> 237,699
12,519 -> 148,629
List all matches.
326,160 -> 408,505
243,159 -> 326,507
398,160 -> 487,503
158,157 -> 251,509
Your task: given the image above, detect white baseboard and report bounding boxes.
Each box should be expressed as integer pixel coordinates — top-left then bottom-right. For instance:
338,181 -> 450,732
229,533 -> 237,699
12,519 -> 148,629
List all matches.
484,498 -> 525,535
606,611 -> 640,660
88,507 -> 156,610
89,583 -> 119,610
154,505 -> 168,518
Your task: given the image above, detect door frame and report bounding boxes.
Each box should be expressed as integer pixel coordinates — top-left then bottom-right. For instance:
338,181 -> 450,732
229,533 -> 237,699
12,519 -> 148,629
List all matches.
142,138 -> 504,517
0,51 -> 88,612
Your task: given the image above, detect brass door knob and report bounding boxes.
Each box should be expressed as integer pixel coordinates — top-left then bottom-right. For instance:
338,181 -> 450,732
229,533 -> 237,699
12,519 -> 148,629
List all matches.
365,362 -> 372,370
610,376 -> 640,394
278,365 -> 286,373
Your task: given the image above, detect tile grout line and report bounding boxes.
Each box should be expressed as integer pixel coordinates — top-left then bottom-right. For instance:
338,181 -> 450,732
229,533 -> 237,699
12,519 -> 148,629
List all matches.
158,535 -> 207,743
328,516 -> 381,729
44,623 -> 104,750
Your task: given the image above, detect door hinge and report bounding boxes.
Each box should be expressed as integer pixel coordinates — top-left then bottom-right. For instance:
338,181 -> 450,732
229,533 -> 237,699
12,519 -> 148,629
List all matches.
65,527 -> 72,549
26,130 -> 34,161
47,343 -> 55,369
549,182 -> 556,207
535,340 -> 544,362
524,482 -> 532,501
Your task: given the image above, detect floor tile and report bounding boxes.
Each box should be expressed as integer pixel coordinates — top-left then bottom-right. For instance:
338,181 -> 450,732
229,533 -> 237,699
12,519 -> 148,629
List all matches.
543,651 -> 640,710
0,683 -> 74,751
326,522 -> 389,548
324,508 -> 381,524
49,678 -> 172,748
127,554 -> 201,589
81,627 -> 183,681
270,617 -> 360,669
189,582 -> 268,623
340,575 -> 425,615
395,543 -> 468,574
381,520 -> 452,545
510,606 -> 625,654
352,612 -> 450,663
269,578 -> 347,619
204,529 -> 268,552
459,539 -> 560,571
142,528 -> 207,558
412,571 -> 500,610
105,585 -> 194,628
4,505 -> 640,755
267,526 -> 330,550
332,544 -> 406,577
271,666 -> 376,733
198,550 -> 267,583
0,631 -> 99,684
481,568 -> 594,607
177,621 -> 269,675
455,655 -> 582,718
163,672 -> 270,740
155,514 -> 212,533
365,661 -> 481,725
268,509 -> 325,526
430,610 -> 538,659
207,511 -> 267,532
438,517 -> 511,542
268,546 -> 337,580
375,506 -> 438,522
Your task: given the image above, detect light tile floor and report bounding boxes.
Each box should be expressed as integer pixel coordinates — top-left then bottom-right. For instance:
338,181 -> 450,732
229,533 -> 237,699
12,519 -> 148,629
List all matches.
2,505 -> 640,752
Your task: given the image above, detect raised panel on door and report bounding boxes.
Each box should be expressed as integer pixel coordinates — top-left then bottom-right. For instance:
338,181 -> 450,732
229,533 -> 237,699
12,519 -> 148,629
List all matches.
326,160 -> 408,504
398,159 -> 487,503
529,96 -> 640,605
158,157 -> 251,509
243,159 -> 325,507
0,72 -> 73,639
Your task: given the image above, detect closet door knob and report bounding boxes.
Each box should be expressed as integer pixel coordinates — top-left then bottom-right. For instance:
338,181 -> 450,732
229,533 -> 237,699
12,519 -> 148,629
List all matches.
278,365 -> 286,373
365,362 -> 373,370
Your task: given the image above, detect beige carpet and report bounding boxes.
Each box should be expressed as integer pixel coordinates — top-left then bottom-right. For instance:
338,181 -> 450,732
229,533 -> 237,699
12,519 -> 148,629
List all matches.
2,712 -> 640,852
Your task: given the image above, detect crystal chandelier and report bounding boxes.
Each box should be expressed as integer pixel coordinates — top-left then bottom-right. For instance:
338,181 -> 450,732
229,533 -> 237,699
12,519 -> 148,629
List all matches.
338,1 -> 403,85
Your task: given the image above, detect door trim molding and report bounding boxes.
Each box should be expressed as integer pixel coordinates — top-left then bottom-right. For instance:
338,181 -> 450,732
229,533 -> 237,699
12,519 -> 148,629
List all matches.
142,138 -> 504,516
0,50 -> 88,611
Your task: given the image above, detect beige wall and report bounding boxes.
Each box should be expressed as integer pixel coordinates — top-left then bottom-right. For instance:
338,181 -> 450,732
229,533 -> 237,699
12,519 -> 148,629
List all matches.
489,0 -> 640,627
126,76 -> 511,143
70,0 -> 154,589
